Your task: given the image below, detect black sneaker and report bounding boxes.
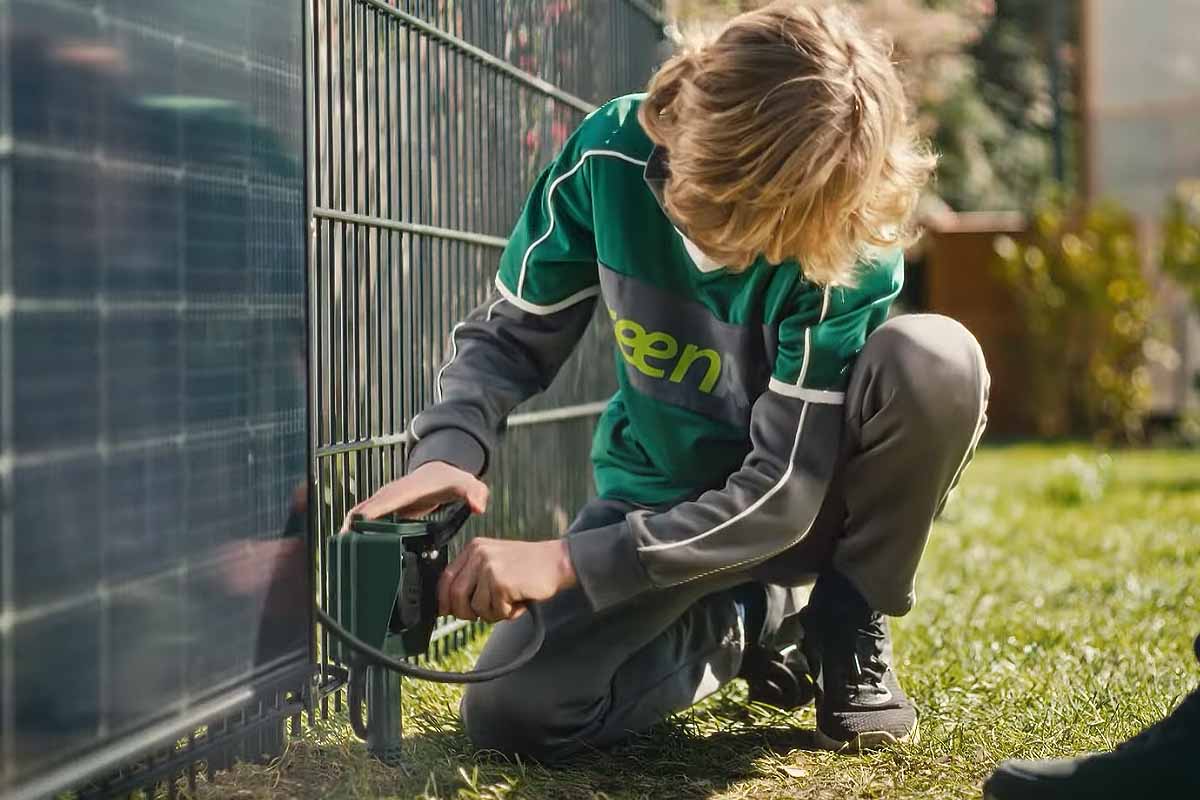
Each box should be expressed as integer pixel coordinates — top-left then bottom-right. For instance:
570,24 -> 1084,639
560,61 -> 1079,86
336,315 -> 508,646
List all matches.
983,634 -> 1200,800
803,571 -> 918,752
739,609 -> 816,710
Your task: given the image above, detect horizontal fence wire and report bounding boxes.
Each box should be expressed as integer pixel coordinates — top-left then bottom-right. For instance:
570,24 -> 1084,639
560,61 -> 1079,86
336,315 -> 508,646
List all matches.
307,0 -> 665,706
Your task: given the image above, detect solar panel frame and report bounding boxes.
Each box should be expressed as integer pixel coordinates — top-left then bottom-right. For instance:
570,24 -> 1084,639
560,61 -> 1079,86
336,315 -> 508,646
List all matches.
0,1 -> 313,796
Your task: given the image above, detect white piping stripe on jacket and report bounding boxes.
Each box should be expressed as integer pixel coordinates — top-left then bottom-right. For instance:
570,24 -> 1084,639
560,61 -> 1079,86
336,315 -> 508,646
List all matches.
424,149 -> 645,418
516,149 -> 648,299
794,286 -> 830,390
433,322 -> 467,404
768,379 -> 845,404
638,286 -> 833,555
424,149 -> 643,428
485,296 -> 506,322
433,296 -> 504,403
638,402 -> 812,553
795,328 -> 814,388
495,275 -> 600,316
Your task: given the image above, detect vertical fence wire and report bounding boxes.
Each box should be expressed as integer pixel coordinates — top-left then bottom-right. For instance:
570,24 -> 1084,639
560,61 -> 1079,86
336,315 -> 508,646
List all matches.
308,0 -> 663,689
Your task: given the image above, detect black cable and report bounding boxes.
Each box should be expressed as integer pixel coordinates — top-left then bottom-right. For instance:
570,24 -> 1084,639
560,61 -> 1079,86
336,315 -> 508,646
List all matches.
315,604 -> 545,684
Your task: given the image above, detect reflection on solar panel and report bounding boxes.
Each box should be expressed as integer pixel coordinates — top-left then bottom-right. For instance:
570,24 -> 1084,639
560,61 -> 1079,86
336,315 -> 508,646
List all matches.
0,1 -> 311,797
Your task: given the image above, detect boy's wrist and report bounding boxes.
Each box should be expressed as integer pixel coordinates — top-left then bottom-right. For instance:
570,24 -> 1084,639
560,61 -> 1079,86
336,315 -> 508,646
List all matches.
554,538 -> 578,590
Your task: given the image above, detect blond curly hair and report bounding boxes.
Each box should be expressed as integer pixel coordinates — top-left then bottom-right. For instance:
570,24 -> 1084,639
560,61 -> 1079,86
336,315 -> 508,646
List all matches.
639,1 -> 936,284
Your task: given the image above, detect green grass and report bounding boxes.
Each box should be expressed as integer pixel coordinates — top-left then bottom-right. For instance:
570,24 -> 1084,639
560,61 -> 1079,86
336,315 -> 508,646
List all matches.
201,445 -> 1200,799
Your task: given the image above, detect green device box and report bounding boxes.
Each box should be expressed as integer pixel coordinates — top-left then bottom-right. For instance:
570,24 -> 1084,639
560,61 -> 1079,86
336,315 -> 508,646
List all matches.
324,518 -> 450,664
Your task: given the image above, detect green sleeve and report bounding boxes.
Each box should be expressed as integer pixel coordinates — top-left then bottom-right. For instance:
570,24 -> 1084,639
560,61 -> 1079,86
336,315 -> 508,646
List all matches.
495,125 -> 599,312
771,251 -> 904,396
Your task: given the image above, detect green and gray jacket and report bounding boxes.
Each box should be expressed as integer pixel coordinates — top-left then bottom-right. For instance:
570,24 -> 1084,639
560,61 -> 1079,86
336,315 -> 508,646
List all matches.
408,95 -> 902,613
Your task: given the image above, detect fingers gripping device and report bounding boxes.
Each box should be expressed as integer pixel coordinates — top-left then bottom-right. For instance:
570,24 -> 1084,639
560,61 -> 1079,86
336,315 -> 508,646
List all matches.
316,504 -> 545,760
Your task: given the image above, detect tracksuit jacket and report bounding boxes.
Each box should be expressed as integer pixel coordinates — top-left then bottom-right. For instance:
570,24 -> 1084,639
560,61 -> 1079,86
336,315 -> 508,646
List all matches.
407,94 -> 902,614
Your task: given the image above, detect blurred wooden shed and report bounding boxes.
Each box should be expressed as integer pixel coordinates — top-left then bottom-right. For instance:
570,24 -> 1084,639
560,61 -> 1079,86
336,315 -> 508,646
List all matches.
911,208 -> 1030,438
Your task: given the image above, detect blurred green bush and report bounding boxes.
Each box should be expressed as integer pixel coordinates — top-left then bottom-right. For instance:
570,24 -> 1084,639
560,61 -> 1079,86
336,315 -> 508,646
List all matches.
993,193 -> 1153,443
1163,182 -> 1200,309
1042,452 -> 1113,506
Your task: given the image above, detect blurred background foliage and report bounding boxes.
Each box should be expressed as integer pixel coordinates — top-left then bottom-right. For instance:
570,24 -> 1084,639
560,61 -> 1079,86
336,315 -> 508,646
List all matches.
665,0 -> 1077,213
1163,182 -> 1200,310
993,195 -> 1154,443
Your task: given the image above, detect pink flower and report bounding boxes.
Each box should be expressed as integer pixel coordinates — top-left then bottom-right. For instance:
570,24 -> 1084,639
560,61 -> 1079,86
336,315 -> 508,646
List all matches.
547,0 -> 570,21
551,120 -> 569,147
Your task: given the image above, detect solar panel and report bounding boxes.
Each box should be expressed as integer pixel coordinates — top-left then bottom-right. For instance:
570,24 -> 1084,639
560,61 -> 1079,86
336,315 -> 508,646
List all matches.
0,0 -> 310,794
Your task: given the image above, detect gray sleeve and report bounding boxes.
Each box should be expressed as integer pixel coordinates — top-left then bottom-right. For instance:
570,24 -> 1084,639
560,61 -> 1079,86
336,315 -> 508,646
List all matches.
566,391 -> 842,612
407,291 -> 597,476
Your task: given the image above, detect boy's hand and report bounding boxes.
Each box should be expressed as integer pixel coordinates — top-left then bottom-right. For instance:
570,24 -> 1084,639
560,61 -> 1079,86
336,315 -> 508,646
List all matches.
340,461 -> 488,532
438,538 -> 576,623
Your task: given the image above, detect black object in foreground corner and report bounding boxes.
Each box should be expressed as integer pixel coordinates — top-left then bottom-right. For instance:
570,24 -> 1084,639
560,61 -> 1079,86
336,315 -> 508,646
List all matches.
984,634 -> 1200,800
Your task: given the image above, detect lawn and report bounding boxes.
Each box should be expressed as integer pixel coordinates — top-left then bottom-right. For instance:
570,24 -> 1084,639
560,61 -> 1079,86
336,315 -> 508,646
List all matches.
201,445 -> 1200,800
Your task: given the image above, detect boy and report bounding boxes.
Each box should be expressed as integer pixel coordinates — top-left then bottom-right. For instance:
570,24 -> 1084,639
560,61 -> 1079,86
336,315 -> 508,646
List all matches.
348,1 -> 988,757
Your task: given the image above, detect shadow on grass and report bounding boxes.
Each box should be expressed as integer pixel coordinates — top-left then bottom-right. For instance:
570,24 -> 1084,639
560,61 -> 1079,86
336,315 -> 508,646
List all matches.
396,699 -> 823,799
200,689 -> 833,799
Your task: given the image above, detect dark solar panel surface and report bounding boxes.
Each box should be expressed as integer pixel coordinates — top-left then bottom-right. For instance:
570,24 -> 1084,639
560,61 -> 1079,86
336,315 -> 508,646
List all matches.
0,0 -> 310,792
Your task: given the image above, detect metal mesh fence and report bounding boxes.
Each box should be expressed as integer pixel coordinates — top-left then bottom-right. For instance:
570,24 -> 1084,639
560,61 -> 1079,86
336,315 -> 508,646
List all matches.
305,0 -> 665,700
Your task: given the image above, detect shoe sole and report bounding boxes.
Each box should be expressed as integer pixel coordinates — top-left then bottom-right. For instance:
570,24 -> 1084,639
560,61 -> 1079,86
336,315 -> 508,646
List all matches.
814,721 -> 919,753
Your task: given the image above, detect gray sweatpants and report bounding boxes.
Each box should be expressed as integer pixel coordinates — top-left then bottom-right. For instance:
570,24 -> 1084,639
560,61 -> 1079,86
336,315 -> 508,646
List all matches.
462,314 -> 990,759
